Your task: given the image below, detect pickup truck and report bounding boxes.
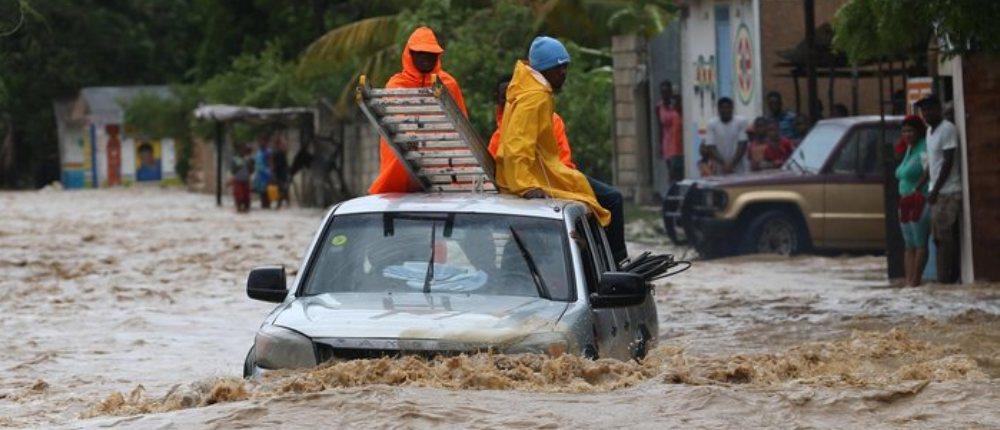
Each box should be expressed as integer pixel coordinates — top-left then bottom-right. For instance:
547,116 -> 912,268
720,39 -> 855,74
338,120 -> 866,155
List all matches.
663,116 -> 902,257
243,193 -> 659,377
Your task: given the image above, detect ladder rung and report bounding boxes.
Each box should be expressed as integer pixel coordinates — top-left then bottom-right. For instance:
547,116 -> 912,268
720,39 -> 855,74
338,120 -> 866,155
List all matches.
412,157 -> 479,167
405,150 -> 474,160
368,88 -> 434,97
388,122 -> 456,132
432,183 -> 498,193
419,166 -> 485,175
427,174 -> 487,184
369,97 -> 439,106
393,132 -> 461,143
380,115 -> 450,124
376,105 -> 444,115
397,141 -> 468,150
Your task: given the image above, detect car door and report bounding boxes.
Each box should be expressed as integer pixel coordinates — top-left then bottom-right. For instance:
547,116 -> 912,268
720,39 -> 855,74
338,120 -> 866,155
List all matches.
573,214 -> 624,359
582,214 -> 639,359
822,125 -> 895,248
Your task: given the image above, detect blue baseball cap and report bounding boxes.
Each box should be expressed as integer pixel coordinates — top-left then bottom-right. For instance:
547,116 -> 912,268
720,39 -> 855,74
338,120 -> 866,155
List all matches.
528,36 -> 570,72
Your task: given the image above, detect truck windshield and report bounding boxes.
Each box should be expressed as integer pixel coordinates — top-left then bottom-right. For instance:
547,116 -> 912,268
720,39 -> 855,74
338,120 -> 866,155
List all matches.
784,123 -> 847,174
300,213 -> 574,301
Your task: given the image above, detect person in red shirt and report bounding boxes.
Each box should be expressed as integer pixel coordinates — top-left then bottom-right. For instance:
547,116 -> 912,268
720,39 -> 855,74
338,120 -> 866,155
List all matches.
748,118 -> 794,171
657,80 -> 683,182
368,26 -> 468,194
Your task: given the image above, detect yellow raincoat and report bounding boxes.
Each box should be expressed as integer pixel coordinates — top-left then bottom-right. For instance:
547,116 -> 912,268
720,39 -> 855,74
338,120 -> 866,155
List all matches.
495,61 -> 610,226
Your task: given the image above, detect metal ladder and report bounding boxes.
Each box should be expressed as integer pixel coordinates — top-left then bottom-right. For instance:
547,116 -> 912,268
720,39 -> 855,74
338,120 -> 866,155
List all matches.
355,75 -> 496,193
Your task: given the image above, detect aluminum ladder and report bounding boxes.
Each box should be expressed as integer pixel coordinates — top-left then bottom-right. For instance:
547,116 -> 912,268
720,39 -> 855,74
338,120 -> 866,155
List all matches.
355,75 -> 496,193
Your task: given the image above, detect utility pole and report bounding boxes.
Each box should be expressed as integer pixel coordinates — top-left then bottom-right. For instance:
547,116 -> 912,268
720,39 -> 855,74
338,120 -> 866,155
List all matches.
804,0 -> 819,121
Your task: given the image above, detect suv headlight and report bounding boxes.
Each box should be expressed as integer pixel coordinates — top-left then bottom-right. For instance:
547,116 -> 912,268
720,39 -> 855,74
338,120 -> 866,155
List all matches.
254,325 -> 317,370
704,189 -> 729,211
505,332 -> 572,357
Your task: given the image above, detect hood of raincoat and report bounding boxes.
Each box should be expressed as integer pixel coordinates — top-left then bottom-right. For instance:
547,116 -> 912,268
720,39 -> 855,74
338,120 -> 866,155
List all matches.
398,26 -> 445,87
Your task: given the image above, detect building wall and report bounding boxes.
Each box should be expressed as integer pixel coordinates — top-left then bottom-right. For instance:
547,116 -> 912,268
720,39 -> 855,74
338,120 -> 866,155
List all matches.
960,54 -> 1000,281
679,0 -> 762,179
758,0 -> 889,118
612,34 -> 652,202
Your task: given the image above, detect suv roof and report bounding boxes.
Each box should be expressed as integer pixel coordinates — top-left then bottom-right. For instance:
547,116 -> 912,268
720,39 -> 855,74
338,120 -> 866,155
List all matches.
334,193 -> 579,219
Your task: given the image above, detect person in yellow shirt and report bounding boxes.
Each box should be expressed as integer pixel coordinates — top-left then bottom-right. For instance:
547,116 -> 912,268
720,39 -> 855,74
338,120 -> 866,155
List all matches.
495,36 -> 626,263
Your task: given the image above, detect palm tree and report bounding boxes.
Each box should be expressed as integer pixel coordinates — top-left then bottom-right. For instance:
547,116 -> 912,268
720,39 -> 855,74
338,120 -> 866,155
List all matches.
296,0 -> 675,113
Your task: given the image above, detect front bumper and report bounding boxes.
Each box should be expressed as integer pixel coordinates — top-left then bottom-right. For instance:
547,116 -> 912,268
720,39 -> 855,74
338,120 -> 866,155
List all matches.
662,183 -> 733,252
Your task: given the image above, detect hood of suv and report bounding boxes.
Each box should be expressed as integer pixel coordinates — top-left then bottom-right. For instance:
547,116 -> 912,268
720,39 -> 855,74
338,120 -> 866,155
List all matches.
690,168 -> 812,189
273,292 -> 569,346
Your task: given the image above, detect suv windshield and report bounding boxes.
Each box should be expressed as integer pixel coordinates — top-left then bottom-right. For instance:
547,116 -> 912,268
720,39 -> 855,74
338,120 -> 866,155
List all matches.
301,213 -> 574,301
784,123 -> 847,173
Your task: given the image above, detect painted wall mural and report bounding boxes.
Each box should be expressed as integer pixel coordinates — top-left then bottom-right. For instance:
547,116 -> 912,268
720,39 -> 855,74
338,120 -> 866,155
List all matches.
734,21 -> 755,105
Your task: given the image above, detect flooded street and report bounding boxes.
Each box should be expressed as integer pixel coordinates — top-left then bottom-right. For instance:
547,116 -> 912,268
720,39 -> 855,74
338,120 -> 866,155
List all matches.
1,189 -> 997,429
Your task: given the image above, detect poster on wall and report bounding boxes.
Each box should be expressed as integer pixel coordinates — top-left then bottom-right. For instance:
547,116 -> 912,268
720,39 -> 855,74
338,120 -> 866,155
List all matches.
134,140 -> 162,182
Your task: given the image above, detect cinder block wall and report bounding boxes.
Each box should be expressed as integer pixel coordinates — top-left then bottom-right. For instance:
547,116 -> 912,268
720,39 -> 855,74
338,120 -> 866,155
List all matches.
612,35 -> 653,204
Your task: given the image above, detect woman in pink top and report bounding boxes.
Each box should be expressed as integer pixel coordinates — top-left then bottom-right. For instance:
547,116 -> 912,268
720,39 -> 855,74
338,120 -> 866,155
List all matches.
658,80 -> 683,182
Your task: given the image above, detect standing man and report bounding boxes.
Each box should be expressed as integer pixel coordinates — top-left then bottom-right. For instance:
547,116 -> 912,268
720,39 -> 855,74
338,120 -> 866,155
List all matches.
764,91 -> 798,139
705,97 -> 749,175
494,37 -> 619,258
658,80 -> 683,183
490,74 -> 626,263
917,95 -> 962,284
368,26 -> 467,194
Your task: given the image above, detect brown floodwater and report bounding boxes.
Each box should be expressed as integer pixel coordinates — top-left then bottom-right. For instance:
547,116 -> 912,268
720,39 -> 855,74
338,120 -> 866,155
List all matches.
0,189 -> 997,429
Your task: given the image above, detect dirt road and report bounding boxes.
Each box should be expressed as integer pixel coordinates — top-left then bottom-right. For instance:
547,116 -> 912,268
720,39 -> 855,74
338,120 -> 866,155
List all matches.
1,189 -> 997,429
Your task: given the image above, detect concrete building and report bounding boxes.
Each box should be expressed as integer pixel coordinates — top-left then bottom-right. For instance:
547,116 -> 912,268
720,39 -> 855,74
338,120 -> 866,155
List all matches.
613,0 -> 897,202
54,86 -> 178,188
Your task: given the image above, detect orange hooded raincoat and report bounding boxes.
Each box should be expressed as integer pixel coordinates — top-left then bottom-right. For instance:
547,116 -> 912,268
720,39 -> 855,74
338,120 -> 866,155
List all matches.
367,27 -> 468,194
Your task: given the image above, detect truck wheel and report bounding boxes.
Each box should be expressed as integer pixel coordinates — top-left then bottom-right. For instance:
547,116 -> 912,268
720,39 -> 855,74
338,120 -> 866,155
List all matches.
740,210 -> 807,255
242,346 -> 256,379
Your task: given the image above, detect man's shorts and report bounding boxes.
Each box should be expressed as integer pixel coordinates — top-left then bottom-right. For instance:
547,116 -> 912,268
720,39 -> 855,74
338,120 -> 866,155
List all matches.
931,192 -> 961,241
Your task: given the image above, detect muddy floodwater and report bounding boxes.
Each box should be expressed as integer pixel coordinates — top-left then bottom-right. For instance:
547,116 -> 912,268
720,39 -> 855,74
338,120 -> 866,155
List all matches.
1,188 -> 997,429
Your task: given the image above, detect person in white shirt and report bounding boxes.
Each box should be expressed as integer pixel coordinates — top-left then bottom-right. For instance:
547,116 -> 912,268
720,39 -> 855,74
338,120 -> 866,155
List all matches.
705,97 -> 750,175
917,95 -> 962,283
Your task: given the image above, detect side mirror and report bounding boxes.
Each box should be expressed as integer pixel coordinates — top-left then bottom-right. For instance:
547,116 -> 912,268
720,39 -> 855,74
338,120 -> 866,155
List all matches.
247,265 -> 288,303
589,272 -> 648,308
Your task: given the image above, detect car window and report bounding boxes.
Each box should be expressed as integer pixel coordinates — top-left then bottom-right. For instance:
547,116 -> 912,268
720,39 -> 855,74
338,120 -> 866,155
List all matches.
574,218 -> 600,295
830,126 -> 899,176
785,123 -> 847,173
302,213 -> 574,301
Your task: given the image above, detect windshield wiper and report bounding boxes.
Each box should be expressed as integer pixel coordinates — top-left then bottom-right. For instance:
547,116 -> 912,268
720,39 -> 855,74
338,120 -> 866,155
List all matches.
423,223 -> 437,294
508,226 -> 550,300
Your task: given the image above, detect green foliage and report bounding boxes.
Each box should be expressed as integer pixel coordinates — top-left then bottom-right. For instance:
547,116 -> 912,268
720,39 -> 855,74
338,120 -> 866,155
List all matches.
833,0 -> 1000,63
556,65 -> 613,181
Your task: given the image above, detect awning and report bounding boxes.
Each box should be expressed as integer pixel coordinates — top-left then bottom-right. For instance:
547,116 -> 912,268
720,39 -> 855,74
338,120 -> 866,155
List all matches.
193,104 -> 314,124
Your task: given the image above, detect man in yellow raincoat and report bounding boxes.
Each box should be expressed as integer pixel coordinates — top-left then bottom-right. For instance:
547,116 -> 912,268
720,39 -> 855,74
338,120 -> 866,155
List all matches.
495,36 -> 626,262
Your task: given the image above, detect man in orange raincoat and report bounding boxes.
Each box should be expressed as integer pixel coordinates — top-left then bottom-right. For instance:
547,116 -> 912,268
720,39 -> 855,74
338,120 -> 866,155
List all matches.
368,26 -> 468,194
490,71 -> 627,263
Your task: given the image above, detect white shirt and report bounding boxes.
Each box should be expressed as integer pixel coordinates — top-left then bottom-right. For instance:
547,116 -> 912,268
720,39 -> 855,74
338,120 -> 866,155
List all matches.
925,119 -> 961,194
706,116 -> 749,173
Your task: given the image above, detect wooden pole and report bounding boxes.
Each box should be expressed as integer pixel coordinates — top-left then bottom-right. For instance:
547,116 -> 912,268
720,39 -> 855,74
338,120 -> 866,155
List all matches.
878,60 -> 904,280
851,63 -> 859,115
804,0 -> 819,120
215,121 -> 223,207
